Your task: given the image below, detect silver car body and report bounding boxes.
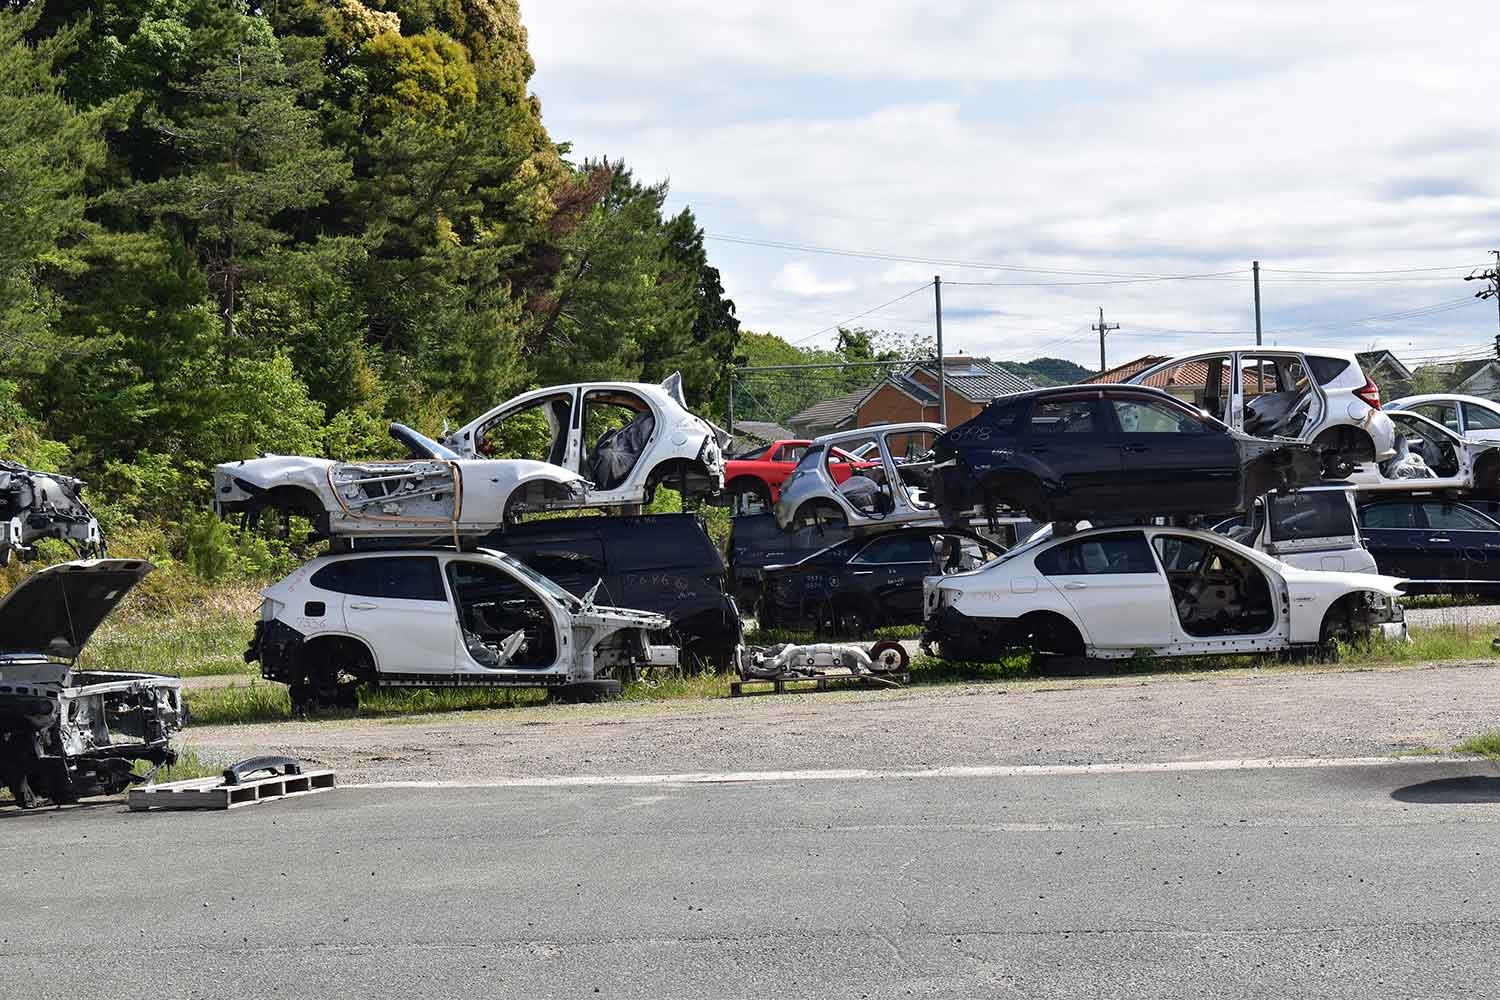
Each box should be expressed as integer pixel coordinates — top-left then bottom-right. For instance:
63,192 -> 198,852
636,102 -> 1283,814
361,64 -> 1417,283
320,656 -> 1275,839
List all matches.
214,452 -> 586,537
922,525 -> 1405,661
0,461 -> 104,566
774,421 -> 946,531
250,548 -> 678,693
1124,346 -> 1396,466
444,374 -> 728,508
1386,394 -> 1500,443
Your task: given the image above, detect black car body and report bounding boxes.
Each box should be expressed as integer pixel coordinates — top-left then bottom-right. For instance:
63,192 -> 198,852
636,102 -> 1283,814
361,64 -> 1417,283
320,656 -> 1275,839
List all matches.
930,385 -> 1322,524
758,526 -> 1001,636
1357,497 -> 1500,589
725,513 -> 852,605
483,513 -> 741,669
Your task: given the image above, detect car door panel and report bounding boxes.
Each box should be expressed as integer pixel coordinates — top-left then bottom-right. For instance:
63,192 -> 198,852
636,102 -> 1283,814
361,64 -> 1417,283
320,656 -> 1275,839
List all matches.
1022,397 -> 1122,519
328,557 -> 457,674
1035,532 -> 1172,648
1107,395 -> 1240,514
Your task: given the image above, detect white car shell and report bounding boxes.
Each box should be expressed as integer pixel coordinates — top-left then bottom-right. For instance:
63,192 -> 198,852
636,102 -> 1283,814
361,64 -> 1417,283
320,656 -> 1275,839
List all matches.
1350,409 -> 1500,494
443,374 -> 727,509
1386,394 -> 1500,443
1125,346 -> 1395,467
249,547 -> 678,710
922,525 -> 1404,661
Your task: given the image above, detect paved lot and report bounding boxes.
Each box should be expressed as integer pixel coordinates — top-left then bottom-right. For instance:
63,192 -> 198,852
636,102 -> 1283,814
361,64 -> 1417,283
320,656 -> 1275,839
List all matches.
4,759 -> 1498,999
186,662 -> 1500,784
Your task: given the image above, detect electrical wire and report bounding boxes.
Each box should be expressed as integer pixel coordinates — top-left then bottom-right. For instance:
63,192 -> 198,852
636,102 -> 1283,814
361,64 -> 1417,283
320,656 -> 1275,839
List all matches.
787,282 -> 932,346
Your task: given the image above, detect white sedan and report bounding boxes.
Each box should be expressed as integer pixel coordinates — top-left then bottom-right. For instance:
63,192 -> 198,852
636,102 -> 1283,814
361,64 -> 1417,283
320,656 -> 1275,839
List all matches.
1386,394 -> 1500,443
921,525 -> 1405,663
214,424 -> 587,539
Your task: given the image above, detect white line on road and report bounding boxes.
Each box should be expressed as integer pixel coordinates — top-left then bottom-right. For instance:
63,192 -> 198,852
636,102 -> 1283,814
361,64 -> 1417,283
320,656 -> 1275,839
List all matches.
350,754 -> 1480,791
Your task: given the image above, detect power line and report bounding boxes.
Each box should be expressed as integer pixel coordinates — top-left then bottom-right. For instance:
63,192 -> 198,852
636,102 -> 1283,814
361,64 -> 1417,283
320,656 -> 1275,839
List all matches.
787,282 -> 932,346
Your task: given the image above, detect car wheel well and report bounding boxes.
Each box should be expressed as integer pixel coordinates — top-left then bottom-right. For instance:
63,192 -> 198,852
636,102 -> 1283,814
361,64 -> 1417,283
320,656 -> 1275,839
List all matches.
295,635 -> 374,713
645,459 -> 715,504
1018,611 -> 1084,657
1313,426 -> 1375,467
793,500 -> 848,531
978,471 -> 1048,520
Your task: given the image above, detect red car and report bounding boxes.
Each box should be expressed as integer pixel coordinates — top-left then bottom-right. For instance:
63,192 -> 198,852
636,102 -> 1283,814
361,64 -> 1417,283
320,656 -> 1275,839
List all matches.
725,439 -> 872,512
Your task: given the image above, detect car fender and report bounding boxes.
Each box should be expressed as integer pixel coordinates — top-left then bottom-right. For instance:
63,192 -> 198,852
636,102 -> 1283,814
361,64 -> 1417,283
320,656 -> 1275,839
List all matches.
215,455 -> 336,501
1282,570 -> 1404,643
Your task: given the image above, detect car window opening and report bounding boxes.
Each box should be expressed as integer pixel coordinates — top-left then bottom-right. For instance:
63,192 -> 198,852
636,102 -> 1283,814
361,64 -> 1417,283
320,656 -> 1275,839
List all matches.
583,390 -> 654,491
478,392 -> 574,465
447,560 -> 557,669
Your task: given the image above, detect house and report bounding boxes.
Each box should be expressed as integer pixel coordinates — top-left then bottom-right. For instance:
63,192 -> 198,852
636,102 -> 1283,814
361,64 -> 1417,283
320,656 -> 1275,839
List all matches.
851,356 -> 1041,429
1085,355 -> 1171,385
1410,359 -> 1500,401
1356,350 -> 1414,399
731,420 -> 795,449
787,388 -> 870,438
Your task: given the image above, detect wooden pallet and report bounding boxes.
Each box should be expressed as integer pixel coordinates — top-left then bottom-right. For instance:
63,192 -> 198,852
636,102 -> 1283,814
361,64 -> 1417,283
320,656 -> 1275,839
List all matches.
127,768 -> 336,812
730,670 -> 910,698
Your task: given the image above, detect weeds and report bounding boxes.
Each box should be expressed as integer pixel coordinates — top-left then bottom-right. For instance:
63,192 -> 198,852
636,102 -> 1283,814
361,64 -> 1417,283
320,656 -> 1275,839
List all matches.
76,585 -> 261,678
1456,731 -> 1500,759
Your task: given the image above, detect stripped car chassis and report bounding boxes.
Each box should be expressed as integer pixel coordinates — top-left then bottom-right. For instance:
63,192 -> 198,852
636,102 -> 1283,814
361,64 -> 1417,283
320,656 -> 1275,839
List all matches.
0,460 -> 104,566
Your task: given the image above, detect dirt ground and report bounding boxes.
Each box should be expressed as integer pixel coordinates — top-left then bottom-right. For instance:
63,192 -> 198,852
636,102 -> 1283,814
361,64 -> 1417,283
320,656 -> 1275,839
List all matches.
185,660 -> 1500,784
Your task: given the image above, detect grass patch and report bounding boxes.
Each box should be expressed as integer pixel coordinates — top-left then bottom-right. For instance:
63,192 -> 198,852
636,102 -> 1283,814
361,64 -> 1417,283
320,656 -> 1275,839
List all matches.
1390,746 -> 1447,758
77,585 -> 260,678
185,681 -> 292,725
1456,731 -> 1500,759
910,653 -> 1034,685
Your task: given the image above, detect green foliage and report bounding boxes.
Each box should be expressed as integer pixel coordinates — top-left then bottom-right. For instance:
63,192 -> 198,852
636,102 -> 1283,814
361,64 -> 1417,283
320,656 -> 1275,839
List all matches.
1000,357 -> 1094,386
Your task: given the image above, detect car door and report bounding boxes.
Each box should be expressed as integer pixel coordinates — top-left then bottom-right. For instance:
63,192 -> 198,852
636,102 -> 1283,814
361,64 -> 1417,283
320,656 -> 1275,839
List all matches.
1020,395 -> 1121,519
444,557 -> 563,670
1417,502 -> 1500,580
1105,393 -> 1239,514
847,532 -> 939,622
1034,531 -> 1172,647
312,556 -> 457,674
1356,501 -> 1431,578
1460,401 -> 1500,442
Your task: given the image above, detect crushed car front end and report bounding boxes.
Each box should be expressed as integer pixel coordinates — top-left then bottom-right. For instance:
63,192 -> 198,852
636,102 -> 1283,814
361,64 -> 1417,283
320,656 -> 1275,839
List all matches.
570,606 -> 680,681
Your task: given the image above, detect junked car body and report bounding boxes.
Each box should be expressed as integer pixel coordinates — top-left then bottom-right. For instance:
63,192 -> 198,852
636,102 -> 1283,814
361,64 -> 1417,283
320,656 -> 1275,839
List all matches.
928,386 -> 1322,526
0,560 -> 184,808
921,525 -> 1405,663
773,422 -> 946,532
1349,410 -> 1500,494
1212,487 -> 1378,575
1358,497 -> 1500,588
1386,394 -> 1500,443
214,423 -> 587,539
248,546 -> 680,712
443,374 -> 729,509
1122,347 -> 1395,474
0,460 -> 104,566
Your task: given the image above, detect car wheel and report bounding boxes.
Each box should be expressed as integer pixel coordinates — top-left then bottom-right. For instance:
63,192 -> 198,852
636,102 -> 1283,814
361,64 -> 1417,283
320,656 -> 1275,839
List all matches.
868,640 -> 910,673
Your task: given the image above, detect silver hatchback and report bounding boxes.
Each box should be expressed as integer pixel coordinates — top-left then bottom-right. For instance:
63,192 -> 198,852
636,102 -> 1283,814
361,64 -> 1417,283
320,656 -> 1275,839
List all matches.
774,422 -> 946,531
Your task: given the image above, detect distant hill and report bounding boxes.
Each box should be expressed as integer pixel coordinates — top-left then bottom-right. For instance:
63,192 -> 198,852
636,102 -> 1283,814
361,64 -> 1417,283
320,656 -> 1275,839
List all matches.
998,357 -> 1095,387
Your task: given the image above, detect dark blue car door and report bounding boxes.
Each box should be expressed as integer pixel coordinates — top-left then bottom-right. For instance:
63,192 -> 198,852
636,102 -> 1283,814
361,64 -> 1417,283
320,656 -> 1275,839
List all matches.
1358,501 -> 1431,578
846,532 -> 936,623
1018,394 -> 1121,518
1104,391 -> 1240,515
1418,502 -> 1500,580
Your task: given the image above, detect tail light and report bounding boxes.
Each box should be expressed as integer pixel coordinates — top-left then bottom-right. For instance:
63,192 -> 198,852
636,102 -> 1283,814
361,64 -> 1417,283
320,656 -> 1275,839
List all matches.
1354,378 -> 1381,409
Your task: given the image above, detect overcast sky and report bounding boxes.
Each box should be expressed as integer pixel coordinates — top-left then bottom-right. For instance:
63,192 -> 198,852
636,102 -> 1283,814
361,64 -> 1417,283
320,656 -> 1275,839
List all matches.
523,2 -> 1500,371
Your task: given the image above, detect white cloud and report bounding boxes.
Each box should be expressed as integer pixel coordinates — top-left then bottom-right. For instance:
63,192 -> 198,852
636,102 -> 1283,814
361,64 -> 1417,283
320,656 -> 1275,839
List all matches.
772,262 -> 857,298
521,2 -> 1500,368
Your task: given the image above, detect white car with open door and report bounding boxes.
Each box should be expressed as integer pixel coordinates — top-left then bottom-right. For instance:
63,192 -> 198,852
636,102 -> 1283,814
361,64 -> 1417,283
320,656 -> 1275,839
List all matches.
213,423 -> 588,539
1386,394 -> 1500,443
442,374 -> 729,509
773,422 -> 945,532
1124,347 -> 1395,476
922,525 -> 1405,663
247,547 -> 680,712
1354,409 -> 1500,494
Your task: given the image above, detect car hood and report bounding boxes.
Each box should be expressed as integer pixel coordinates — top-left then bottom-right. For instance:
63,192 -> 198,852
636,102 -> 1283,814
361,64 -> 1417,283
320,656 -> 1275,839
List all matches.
0,559 -> 154,661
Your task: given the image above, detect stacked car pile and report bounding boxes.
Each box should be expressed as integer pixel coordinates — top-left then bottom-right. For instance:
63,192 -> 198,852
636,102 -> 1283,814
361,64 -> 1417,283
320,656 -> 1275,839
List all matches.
217,375 -> 739,711
732,346 -> 1500,667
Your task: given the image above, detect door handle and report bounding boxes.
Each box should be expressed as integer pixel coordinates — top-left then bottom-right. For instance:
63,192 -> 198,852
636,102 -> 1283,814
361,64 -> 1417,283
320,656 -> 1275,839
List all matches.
1024,444 -> 1048,454
1063,582 -> 1087,590
1426,537 -> 1450,544
348,602 -> 378,611
1119,443 -> 1148,453
851,570 -> 874,576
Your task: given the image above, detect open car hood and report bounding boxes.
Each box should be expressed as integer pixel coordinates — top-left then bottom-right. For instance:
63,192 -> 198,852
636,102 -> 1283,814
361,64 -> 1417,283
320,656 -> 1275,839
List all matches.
0,559 -> 153,661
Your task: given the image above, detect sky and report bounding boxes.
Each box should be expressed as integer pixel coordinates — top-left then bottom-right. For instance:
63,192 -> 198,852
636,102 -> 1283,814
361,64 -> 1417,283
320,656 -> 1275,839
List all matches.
521,2 -> 1500,372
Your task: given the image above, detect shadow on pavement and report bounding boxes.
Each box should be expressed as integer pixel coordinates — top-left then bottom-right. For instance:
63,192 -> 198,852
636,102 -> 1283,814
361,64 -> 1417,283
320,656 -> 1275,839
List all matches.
1391,775 -> 1500,804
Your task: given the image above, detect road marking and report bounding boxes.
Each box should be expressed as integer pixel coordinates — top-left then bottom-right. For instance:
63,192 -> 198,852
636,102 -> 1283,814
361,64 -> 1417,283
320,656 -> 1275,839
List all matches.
350,755 -> 1478,791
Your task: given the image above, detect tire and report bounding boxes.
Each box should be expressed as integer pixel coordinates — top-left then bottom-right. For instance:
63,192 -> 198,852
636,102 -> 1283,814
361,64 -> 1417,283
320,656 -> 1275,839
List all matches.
868,640 -> 910,673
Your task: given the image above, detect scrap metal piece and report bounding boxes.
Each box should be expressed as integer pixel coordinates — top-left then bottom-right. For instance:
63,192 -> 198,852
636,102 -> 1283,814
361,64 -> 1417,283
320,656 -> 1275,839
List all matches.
741,641 -> 893,680
0,460 -> 104,566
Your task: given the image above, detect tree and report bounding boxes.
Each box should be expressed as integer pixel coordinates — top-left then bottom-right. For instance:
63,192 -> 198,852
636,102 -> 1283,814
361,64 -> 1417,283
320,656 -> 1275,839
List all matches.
116,13 -> 350,339
0,8 -> 114,370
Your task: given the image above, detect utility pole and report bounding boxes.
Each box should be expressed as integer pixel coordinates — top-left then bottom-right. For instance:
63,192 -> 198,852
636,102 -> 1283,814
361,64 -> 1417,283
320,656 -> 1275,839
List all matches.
1467,251 -> 1500,358
934,275 -> 947,426
1092,307 -> 1118,375
1253,260 -> 1263,346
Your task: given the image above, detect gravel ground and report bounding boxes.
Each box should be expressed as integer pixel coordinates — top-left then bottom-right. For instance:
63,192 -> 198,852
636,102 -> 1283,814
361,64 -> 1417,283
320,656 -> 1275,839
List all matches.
185,660 -> 1500,784
1405,603 -> 1500,629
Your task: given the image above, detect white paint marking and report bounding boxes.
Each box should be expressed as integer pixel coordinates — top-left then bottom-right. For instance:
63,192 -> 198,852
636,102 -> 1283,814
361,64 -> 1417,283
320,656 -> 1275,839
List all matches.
349,755 -> 1474,792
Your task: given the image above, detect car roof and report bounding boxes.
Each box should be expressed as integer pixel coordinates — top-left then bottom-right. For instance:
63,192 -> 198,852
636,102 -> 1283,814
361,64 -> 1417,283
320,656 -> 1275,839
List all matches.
1388,393 -> 1500,409
810,421 -> 946,446
971,383 -> 1209,410
1138,345 -> 1361,362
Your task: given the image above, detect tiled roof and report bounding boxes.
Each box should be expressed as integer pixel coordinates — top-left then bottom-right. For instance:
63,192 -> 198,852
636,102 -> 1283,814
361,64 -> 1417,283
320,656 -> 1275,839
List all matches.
732,420 -> 794,442
1084,355 -> 1170,384
911,358 -> 1040,401
789,388 -> 871,431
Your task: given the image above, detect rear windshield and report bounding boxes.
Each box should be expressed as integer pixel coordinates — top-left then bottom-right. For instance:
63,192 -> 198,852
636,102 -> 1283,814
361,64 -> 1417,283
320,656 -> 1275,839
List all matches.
1266,491 -> 1354,541
1306,356 -> 1351,385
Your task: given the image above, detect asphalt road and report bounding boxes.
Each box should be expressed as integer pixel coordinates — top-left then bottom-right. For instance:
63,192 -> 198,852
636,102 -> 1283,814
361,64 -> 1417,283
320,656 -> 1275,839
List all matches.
4,759 -> 1500,999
